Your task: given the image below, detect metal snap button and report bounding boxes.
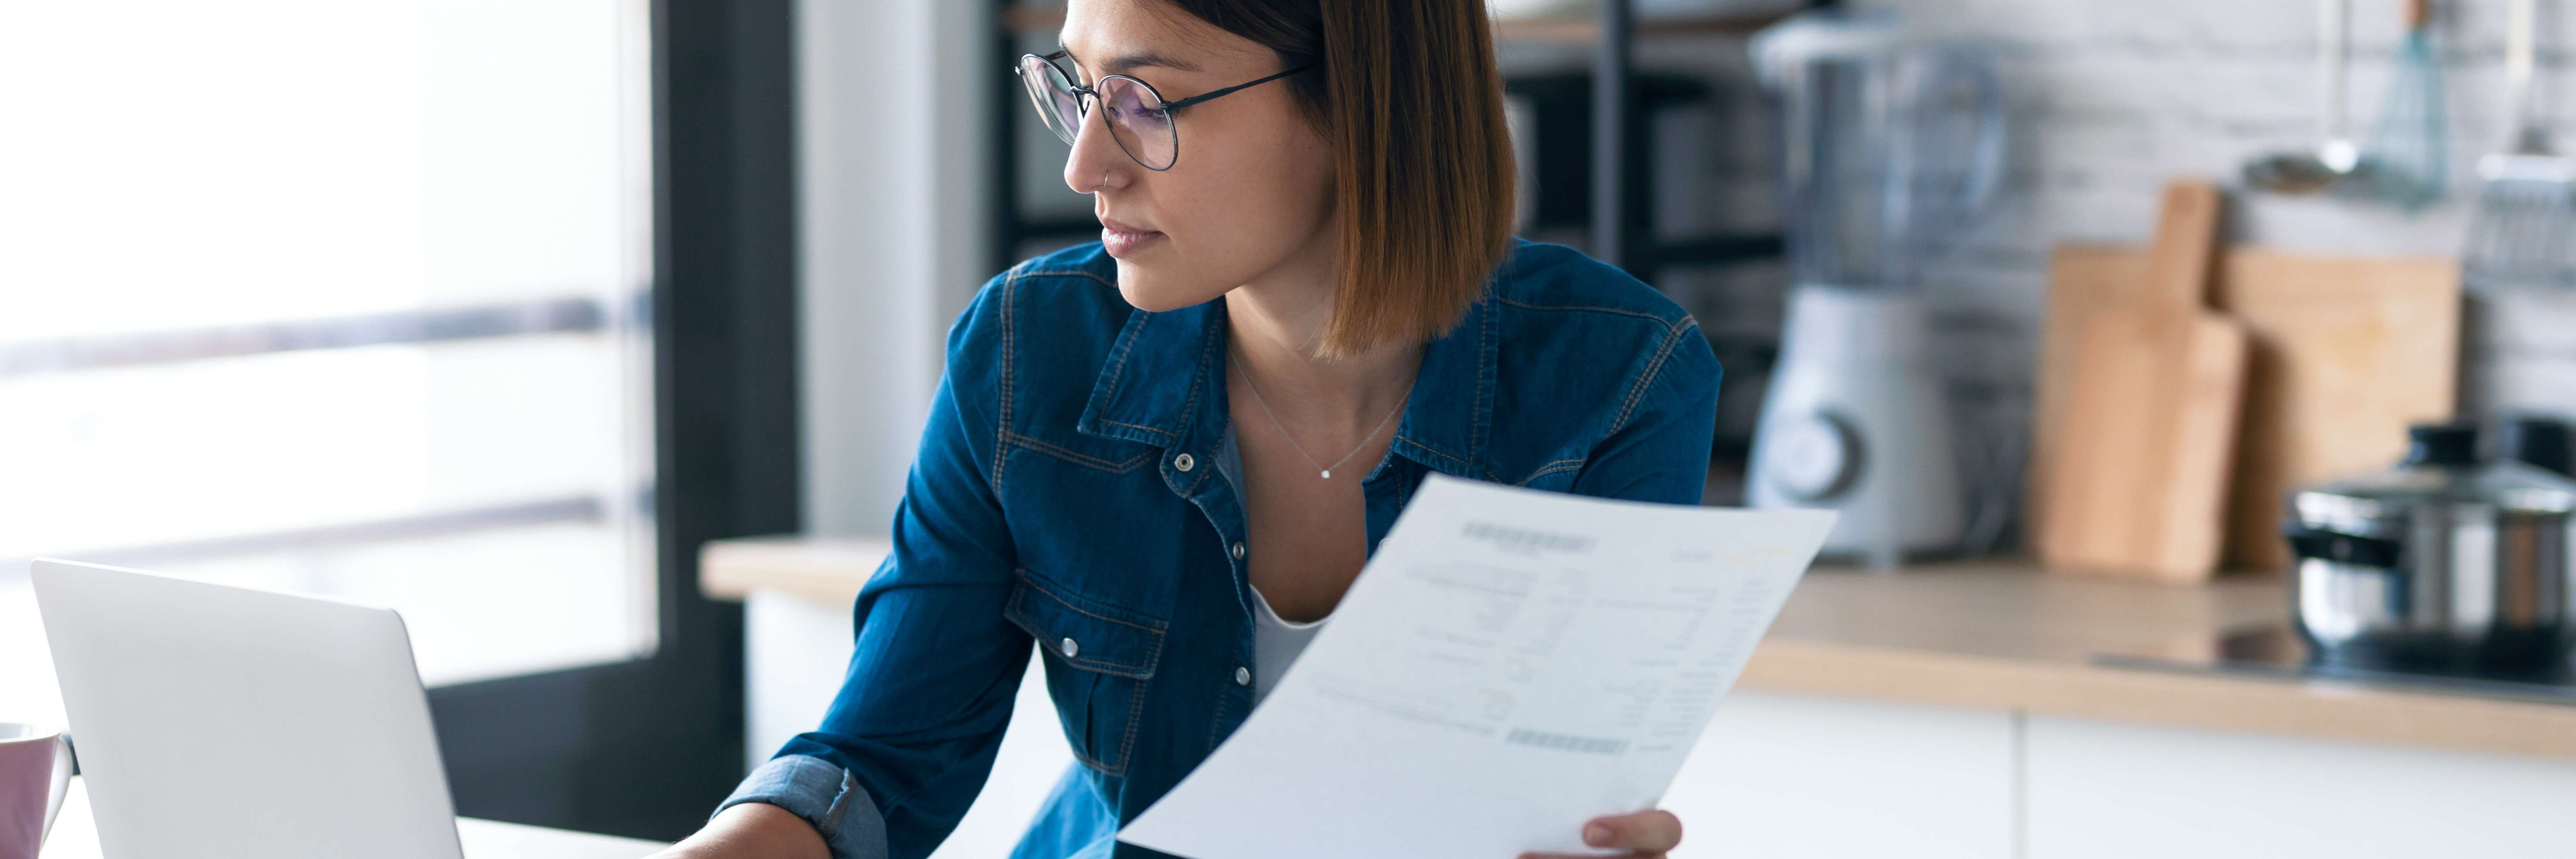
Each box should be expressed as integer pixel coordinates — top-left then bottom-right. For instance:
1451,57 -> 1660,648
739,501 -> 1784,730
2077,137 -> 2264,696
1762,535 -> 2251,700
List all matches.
1235,666 -> 1251,686
1174,453 -> 1195,472
1060,637 -> 1079,658
1231,541 -> 1246,559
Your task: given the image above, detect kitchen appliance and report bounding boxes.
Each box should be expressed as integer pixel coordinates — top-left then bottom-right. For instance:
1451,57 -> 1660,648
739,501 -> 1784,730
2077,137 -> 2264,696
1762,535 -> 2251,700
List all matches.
2283,423 -> 2576,671
1745,10 -> 2003,567
2098,625 -> 2576,698
1487,0 -> 1807,20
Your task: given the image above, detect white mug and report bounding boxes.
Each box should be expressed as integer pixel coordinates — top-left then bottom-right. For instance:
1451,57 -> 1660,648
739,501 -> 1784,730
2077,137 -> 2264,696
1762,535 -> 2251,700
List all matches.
0,723 -> 72,859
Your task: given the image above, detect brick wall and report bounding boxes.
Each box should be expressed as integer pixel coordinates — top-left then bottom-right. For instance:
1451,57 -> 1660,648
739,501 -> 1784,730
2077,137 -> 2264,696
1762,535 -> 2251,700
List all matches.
1607,0 -> 2576,521
1899,0 -> 2576,415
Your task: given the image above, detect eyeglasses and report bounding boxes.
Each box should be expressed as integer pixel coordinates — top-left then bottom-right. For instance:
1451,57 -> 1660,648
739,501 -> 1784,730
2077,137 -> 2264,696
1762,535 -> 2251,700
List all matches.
1014,50 -> 1311,172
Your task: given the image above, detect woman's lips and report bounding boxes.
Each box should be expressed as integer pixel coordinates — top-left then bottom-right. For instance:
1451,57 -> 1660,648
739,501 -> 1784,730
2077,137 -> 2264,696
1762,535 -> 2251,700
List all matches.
1099,216 -> 1165,257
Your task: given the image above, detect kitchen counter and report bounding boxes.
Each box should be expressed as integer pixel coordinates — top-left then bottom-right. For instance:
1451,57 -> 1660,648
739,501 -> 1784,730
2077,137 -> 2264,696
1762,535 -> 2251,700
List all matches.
1749,562 -> 2576,761
701,538 -> 2576,761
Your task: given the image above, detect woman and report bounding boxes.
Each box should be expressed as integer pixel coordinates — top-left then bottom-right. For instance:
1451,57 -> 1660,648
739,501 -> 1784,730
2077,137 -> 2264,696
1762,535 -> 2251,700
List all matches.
656,0 -> 1717,856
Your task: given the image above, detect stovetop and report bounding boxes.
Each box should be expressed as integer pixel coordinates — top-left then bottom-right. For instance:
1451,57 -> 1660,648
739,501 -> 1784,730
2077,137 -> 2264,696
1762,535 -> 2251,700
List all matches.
2095,626 -> 2576,707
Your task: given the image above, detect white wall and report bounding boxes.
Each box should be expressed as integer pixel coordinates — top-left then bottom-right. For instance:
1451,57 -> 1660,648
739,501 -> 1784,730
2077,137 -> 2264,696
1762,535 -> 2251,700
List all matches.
797,0 -> 994,538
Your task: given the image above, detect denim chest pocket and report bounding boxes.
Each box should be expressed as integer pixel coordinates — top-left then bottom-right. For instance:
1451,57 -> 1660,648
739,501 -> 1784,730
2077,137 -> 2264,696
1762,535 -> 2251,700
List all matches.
1003,570 -> 1167,776
1493,457 -> 1587,492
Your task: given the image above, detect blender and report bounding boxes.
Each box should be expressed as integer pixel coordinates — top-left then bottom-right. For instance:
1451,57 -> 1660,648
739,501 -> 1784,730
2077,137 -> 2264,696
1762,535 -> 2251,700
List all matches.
1745,11 -> 2005,568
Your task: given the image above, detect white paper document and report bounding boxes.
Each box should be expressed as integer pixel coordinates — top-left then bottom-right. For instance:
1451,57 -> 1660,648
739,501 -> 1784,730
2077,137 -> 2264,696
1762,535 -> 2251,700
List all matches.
1117,473 -> 1837,859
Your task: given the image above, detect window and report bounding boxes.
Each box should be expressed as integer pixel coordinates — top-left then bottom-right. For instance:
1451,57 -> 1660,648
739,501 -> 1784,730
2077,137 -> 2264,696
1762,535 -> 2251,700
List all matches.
0,0 -> 657,720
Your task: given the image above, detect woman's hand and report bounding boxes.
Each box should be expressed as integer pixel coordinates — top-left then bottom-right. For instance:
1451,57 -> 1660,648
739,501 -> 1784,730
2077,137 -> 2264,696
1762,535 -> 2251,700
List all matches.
645,802 -> 828,859
1517,809 -> 1684,859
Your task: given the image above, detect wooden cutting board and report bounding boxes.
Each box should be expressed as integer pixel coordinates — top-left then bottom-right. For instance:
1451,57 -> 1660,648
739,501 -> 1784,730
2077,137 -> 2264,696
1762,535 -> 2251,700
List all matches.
2026,250 -> 2119,524
2031,181 -> 2251,582
2039,247 -> 2459,573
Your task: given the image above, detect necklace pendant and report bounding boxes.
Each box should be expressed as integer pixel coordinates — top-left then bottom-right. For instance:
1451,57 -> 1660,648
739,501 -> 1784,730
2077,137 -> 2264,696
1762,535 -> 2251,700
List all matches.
1320,469 -> 1331,479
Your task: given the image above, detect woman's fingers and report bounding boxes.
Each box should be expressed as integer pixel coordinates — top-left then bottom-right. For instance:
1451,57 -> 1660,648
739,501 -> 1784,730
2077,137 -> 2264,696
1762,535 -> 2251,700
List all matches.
1504,805 -> 1679,851
1513,809 -> 1687,859
1586,809 -> 1683,852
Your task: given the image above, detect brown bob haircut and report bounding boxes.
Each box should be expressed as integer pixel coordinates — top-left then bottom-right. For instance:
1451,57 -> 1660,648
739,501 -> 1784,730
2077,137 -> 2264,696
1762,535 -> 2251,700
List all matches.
1164,0 -> 1517,359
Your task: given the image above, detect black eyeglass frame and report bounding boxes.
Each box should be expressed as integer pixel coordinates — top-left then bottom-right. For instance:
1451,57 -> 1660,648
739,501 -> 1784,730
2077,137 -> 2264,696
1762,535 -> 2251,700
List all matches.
1013,50 -> 1314,172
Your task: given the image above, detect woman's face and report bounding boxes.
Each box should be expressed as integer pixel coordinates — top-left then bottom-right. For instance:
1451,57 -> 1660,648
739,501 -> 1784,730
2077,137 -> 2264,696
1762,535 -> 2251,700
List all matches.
1057,0 -> 1337,312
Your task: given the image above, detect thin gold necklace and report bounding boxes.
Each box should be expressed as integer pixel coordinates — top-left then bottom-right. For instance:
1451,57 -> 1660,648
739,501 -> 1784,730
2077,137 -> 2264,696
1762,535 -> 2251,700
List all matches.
1235,363 -> 1411,480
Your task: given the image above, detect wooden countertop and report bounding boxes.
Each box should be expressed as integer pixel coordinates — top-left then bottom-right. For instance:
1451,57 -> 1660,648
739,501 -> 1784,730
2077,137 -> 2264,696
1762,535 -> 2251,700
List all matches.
699,534 -> 893,603
701,538 -> 2576,761
1749,563 -> 2576,761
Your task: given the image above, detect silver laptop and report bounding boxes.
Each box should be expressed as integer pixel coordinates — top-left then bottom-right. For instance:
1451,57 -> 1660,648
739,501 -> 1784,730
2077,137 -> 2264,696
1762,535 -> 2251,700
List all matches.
32,559 -> 468,859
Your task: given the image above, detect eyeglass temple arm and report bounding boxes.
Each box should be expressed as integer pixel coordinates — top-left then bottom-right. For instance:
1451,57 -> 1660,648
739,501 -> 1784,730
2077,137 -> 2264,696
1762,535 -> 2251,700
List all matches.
1018,51 -> 1310,114
1162,66 -> 1314,112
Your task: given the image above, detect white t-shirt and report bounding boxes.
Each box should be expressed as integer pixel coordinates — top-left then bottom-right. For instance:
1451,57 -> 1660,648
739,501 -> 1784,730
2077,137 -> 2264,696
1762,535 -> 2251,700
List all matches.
1248,582 -> 1328,706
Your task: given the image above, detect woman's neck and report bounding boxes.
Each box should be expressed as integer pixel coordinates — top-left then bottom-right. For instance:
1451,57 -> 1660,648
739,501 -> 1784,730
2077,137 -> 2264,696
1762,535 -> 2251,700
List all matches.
1222,277 -> 1422,433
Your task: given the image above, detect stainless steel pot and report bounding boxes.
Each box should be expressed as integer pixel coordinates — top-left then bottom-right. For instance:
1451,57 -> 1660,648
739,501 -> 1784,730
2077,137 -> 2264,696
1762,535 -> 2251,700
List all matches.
2283,423 -> 2576,670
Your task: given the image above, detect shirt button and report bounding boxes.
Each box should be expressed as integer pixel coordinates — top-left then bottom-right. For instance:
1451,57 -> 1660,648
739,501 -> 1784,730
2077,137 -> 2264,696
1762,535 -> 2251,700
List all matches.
1060,637 -> 1079,658
1230,541 -> 1246,559
1174,453 -> 1195,472
1234,666 -> 1251,686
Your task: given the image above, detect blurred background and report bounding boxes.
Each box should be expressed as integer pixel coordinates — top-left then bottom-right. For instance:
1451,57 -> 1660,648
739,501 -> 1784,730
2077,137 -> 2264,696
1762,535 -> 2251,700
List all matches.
7,0 -> 2576,854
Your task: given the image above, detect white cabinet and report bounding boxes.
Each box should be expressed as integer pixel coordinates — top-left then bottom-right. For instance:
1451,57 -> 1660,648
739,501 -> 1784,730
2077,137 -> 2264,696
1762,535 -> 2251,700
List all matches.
2025,715 -> 2576,859
1661,692 -> 2018,859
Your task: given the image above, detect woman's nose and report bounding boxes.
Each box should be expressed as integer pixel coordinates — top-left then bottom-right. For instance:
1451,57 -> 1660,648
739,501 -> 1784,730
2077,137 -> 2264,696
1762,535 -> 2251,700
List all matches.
1063,105 -> 1132,194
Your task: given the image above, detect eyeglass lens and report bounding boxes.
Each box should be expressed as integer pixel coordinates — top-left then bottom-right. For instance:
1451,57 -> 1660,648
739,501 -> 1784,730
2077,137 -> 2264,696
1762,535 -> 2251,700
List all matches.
1017,55 -> 1082,145
1017,55 -> 1178,170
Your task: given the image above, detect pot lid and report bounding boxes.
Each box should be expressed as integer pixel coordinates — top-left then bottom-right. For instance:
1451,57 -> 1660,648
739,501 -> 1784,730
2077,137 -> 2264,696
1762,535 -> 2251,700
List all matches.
2294,424 -> 2576,528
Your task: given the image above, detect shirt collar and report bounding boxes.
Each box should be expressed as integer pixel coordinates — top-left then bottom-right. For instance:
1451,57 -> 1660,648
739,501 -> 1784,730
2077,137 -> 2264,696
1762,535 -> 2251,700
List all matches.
1076,278 -> 1499,483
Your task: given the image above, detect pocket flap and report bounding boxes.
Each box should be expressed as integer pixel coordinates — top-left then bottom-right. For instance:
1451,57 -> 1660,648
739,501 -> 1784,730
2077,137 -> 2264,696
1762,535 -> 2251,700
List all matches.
1003,571 -> 1166,679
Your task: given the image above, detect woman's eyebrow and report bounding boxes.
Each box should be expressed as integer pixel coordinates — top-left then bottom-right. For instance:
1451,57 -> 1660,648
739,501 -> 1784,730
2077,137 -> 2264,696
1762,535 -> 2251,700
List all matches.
1057,42 -> 1203,75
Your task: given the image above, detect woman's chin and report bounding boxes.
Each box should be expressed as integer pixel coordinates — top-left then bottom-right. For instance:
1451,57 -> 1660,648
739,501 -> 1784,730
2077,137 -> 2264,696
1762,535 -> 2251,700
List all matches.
1113,268 -> 1225,312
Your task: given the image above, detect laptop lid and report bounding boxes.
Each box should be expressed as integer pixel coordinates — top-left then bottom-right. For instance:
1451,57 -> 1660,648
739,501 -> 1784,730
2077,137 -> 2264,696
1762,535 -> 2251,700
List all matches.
31,559 -> 464,859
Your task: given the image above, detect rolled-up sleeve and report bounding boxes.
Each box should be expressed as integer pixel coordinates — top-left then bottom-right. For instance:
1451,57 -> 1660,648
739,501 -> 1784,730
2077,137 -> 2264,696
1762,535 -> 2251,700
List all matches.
715,274 -> 1033,859
714,754 -> 891,858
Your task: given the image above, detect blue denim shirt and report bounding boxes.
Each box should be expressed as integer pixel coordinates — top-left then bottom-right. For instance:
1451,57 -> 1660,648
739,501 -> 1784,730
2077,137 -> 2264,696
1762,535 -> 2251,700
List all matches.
716,239 -> 1721,859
